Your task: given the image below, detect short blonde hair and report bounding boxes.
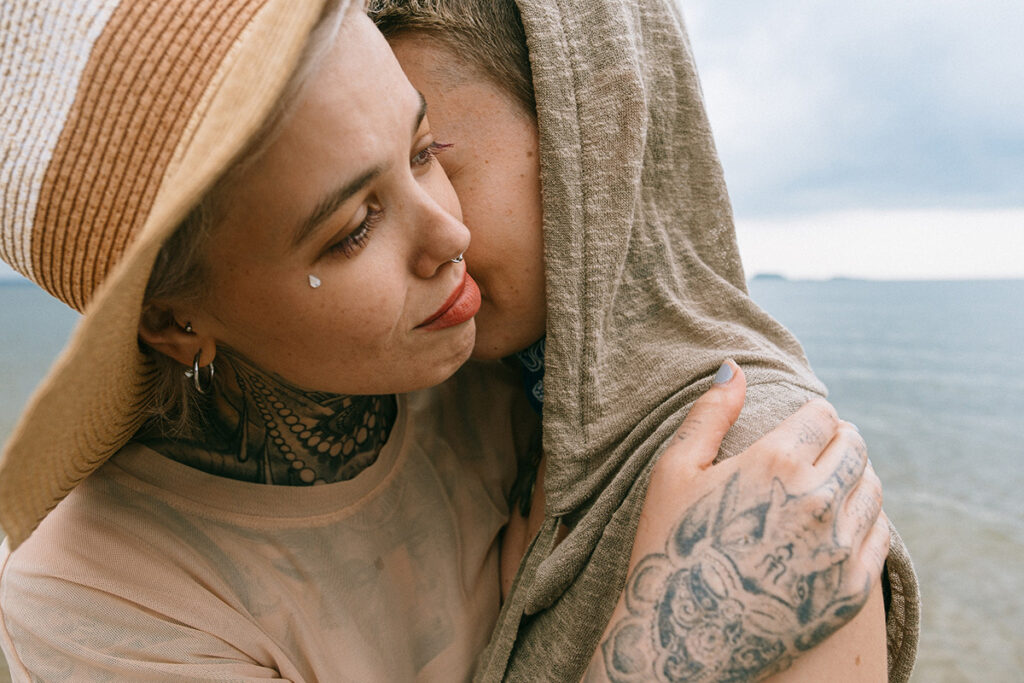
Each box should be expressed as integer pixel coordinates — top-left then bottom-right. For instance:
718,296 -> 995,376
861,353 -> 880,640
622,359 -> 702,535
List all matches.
369,0 -> 535,113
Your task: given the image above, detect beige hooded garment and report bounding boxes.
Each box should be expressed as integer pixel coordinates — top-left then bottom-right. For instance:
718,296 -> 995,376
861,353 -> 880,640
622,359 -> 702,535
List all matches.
475,0 -> 921,680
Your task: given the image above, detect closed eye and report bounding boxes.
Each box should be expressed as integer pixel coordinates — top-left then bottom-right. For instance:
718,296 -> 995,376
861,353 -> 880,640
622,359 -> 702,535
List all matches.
325,206 -> 384,259
412,141 -> 453,167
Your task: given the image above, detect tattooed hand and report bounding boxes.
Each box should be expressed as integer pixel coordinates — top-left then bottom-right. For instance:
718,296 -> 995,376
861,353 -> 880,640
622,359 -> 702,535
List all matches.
590,361 -> 890,682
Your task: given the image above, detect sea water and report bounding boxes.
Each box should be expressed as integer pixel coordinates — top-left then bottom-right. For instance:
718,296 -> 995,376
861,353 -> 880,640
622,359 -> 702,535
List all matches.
0,278 -> 1022,681
748,277 -> 1024,682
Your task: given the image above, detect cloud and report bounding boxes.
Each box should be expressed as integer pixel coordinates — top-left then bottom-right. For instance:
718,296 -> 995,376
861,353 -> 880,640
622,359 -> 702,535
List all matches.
735,208 -> 1024,280
682,0 -> 1024,216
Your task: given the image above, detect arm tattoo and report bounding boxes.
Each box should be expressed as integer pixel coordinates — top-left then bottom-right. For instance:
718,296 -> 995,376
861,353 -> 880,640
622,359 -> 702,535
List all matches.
602,470 -> 870,682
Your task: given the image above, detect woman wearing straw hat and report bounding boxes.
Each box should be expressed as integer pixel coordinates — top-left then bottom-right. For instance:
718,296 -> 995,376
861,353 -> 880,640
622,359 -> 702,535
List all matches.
0,0 -> 898,680
0,2 -> 521,678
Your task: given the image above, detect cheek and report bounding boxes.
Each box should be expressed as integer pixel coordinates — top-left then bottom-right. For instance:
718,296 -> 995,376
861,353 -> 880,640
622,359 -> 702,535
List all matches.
303,270 -> 409,343
454,173 -> 516,263
455,167 -> 545,306
208,259 -> 407,360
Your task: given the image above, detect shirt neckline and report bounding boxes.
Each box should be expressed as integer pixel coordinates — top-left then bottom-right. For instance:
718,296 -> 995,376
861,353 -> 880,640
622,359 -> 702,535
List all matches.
107,394 -> 409,524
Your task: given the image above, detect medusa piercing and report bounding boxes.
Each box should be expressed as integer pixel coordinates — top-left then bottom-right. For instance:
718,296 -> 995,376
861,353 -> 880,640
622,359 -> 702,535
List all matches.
308,274 -> 322,289
450,252 -> 464,264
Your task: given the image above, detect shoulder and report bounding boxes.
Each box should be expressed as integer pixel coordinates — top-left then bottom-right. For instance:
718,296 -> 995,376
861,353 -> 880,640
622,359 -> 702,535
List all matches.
407,359 -> 529,449
1,458 -> 193,609
0,460 -> 277,679
402,359 -> 535,504
0,448 -> 241,631
429,359 -> 521,407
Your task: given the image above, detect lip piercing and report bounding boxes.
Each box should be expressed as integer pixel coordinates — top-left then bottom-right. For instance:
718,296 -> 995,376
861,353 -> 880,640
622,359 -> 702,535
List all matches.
450,252 -> 464,264
308,274 -> 322,289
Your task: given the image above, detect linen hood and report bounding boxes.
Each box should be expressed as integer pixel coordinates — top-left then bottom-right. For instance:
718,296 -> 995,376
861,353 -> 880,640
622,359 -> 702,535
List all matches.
477,0 -> 920,680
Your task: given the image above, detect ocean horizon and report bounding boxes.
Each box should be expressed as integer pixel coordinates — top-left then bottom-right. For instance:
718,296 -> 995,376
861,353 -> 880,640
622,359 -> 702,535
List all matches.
1,277 -> 1022,681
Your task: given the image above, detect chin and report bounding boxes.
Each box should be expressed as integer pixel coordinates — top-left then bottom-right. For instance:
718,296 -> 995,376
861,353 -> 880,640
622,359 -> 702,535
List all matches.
469,328 -> 512,360
470,332 -> 531,361
471,314 -> 544,361
408,323 -> 478,389
469,346 -> 504,361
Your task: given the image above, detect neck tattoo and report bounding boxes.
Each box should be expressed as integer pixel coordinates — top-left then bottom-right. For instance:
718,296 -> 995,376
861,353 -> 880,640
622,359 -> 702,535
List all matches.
141,350 -> 397,486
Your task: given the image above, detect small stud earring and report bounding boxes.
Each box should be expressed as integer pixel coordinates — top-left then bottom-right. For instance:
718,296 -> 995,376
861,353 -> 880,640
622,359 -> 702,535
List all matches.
308,274 -> 322,289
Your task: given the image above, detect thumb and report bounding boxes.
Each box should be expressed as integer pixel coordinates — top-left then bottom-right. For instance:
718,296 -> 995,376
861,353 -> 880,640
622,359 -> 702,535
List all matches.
661,360 -> 746,472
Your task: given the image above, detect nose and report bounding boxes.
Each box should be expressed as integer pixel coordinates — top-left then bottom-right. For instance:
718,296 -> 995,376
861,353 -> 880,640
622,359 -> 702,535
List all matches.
408,182 -> 471,279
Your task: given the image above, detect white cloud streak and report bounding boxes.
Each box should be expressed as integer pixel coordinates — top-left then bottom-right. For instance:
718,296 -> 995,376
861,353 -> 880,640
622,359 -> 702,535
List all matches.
736,209 -> 1024,280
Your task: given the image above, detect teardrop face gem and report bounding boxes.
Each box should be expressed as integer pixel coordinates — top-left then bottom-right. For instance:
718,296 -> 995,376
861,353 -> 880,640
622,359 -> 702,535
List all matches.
308,274 -> 322,289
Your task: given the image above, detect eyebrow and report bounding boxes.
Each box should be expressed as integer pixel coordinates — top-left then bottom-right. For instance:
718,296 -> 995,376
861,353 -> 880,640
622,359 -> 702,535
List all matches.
291,92 -> 429,249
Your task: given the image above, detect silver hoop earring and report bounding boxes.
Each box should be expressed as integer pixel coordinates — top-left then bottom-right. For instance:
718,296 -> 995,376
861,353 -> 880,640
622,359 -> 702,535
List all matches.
184,350 -> 215,394
450,252 -> 464,264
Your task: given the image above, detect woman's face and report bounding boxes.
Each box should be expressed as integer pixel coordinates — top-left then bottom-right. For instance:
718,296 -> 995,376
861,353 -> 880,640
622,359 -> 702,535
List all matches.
389,36 -> 547,360
190,13 -> 478,395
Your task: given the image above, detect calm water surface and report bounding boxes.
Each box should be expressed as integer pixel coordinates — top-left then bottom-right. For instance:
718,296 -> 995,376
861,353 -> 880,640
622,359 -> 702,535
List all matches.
748,278 -> 1024,683
0,279 -> 1022,681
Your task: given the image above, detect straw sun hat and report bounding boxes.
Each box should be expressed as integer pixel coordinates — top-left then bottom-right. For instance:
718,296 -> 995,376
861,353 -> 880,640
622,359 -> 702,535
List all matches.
0,0 -> 347,549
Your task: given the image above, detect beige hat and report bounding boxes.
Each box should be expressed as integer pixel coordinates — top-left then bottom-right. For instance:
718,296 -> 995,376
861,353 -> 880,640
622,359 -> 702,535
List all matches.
0,0 -> 344,548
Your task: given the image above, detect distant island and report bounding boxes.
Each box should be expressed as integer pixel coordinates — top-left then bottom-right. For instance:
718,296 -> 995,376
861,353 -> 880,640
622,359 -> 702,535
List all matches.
749,273 -> 880,282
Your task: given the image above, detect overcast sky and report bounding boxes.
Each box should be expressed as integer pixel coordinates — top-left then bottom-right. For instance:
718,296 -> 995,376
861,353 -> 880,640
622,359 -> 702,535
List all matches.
682,0 -> 1024,279
2,2 -> 1021,282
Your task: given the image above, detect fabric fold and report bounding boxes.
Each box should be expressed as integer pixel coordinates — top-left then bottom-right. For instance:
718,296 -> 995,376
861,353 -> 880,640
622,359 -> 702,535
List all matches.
476,0 -> 920,680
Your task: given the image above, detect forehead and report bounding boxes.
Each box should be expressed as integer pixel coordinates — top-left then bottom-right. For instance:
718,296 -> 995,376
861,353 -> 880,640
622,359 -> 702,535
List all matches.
392,38 -> 532,138
281,14 -> 419,164
392,36 -> 517,106
216,14 -> 422,253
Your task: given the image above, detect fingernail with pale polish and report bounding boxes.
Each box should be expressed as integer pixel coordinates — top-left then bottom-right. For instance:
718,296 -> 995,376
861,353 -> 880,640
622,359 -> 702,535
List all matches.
713,361 -> 734,385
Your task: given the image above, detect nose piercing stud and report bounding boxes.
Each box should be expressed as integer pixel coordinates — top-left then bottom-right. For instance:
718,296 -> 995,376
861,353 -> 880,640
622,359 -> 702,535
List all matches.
308,274 -> 322,289
450,253 -> 464,264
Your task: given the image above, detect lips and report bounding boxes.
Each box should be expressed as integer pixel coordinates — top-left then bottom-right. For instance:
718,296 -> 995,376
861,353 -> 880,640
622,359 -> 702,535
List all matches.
417,271 -> 482,331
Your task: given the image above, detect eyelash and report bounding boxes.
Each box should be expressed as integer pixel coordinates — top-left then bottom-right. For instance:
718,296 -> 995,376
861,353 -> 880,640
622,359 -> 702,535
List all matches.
328,207 -> 383,258
326,142 -> 453,259
412,141 -> 453,167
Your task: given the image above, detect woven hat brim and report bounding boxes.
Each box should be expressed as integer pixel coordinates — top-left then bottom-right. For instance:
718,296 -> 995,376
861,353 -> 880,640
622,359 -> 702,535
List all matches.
0,0 -> 342,549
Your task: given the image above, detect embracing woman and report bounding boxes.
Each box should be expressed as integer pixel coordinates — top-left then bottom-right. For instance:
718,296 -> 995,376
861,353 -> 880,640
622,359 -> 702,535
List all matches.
0,0 -> 914,681
371,0 -> 920,680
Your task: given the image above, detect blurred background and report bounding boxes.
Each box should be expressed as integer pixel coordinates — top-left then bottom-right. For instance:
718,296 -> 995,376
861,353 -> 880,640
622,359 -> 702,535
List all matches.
1,0 -> 1022,680
682,0 -> 1024,680
684,0 -> 1024,281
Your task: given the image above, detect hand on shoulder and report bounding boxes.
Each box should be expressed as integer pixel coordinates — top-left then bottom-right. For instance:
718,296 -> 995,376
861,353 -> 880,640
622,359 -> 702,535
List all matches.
590,360 -> 890,681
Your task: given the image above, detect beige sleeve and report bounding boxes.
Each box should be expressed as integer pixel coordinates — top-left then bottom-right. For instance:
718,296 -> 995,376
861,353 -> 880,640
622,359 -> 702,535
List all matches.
0,570 -> 289,682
